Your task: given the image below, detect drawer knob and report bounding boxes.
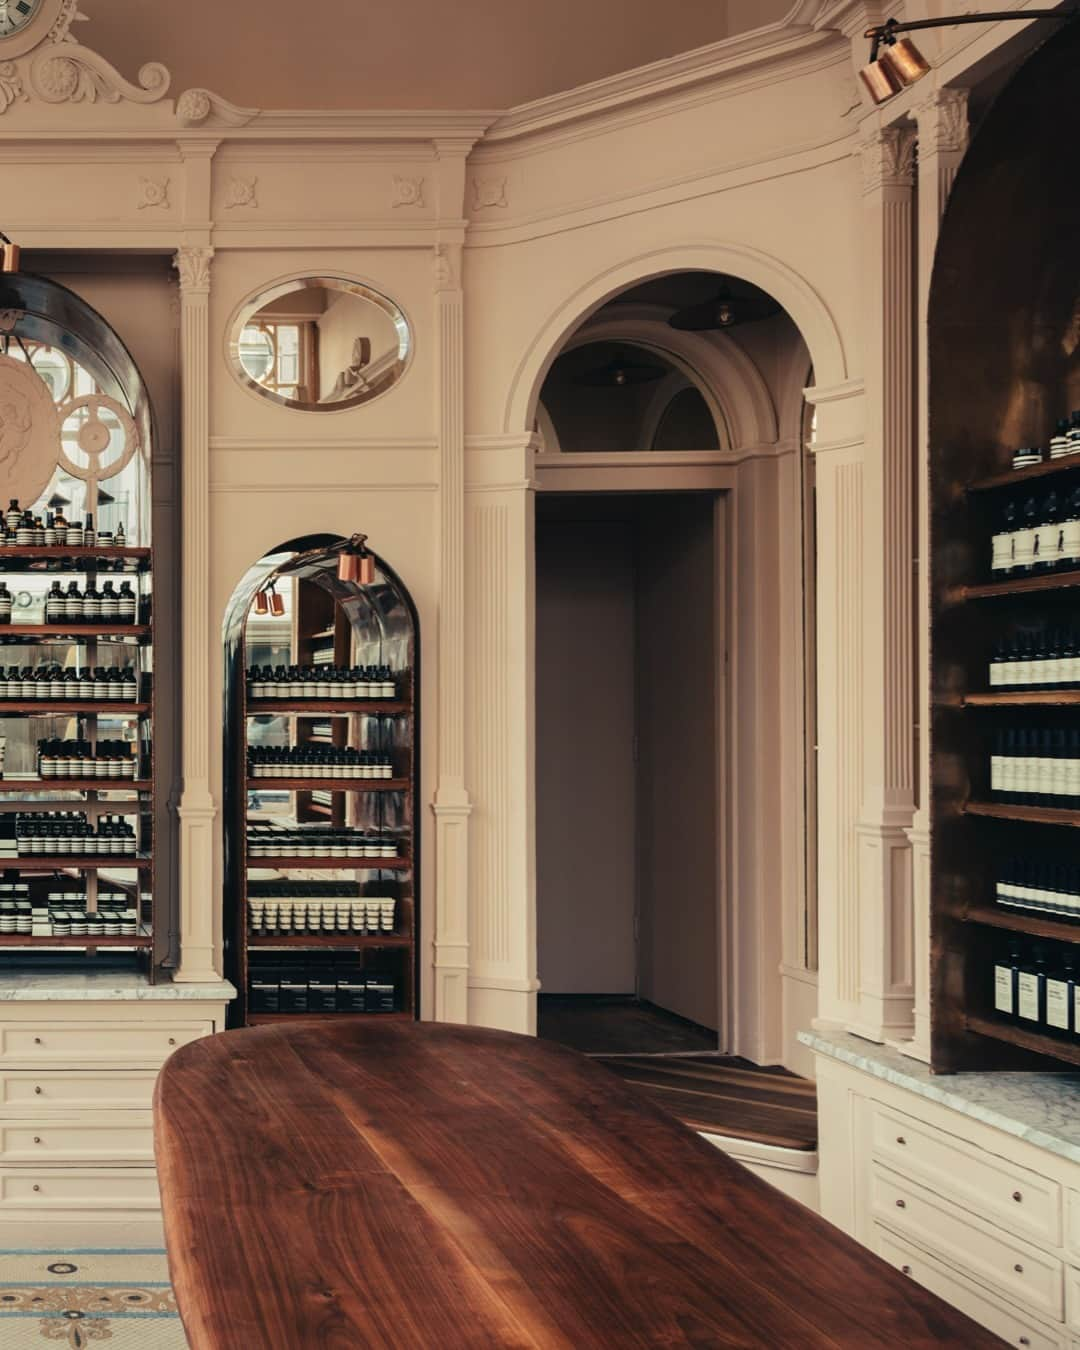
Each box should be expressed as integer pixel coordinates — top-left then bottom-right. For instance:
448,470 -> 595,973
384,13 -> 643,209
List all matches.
896,1136 -> 906,1145
168,1038 -> 176,1047
33,1086 -> 41,1095
33,1038 -> 41,1045
1014,1263 -> 1023,1274
895,1199 -> 906,1209
1013,1191 -> 1023,1203
900,1264 -> 911,1276
1019,1339 -> 1030,1347
32,1184 -> 39,1192
32,1137 -> 40,1145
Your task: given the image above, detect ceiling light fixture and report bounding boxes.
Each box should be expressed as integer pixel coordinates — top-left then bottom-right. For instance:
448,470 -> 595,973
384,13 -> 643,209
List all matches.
574,357 -> 666,388
861,10 -> 1074,105
668,284 -> 781,332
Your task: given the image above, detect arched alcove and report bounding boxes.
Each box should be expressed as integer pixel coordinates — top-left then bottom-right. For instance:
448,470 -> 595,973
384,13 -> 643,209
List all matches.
221,534 -> 419,1029
929,21 -> 1080,1071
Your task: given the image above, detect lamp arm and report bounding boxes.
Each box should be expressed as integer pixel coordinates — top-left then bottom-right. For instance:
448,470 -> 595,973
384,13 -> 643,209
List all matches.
867,8 -> 1076,44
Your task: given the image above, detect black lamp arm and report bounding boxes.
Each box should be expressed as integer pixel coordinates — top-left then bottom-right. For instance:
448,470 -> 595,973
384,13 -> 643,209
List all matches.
866,9 -> 1075,61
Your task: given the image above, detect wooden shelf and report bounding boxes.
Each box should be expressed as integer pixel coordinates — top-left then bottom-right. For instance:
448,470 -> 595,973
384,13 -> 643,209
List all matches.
246,855 -> 409,870
966,455 -> 1080,494
0,625 -> 150,638
0,547 -> 150,562
960,903 -> 1080,942
247,935 -> 412,949
0,778 -> 150,794
246,778 -> 408,792
0,702 -> 149,715
247,1011 -> 413,1025
963,690 -> 1080,706
965,1013 -> 1080,1067
0,931 -> 152,948
964,801 -> 1080,827
247,700 -> 410,715
0,855 -> 151,871
953,569 -> 1080,601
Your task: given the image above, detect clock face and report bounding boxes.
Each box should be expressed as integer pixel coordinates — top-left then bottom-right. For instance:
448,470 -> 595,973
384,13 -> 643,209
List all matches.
0,0 -> 40,37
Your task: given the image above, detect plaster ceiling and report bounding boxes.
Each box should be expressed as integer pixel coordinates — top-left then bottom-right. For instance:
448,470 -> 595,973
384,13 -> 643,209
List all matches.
80,0 -> 794,111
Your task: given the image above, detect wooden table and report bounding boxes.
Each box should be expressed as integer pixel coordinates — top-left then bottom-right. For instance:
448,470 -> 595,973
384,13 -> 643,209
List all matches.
154,1021 -> 1003,1348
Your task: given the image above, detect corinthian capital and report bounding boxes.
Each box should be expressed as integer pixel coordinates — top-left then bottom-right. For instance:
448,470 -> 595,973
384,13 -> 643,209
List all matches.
914,86 -> 969,156
173,246 -> 214,295
859,125 -> 917,195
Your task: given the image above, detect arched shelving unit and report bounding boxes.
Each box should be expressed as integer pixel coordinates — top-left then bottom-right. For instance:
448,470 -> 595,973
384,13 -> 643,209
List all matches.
222,534 -> 419,1027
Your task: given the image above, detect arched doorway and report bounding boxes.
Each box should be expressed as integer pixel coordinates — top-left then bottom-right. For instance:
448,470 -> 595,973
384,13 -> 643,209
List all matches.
531,270 -> 816,1062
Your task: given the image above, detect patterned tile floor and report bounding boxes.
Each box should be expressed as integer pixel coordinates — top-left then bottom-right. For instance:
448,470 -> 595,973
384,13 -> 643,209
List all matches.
0,1250 -> 186,1348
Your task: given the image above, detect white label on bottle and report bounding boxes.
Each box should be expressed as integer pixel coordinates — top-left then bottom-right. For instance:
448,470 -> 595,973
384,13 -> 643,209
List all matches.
1037,523 -> 1062,567
1064,518 -> 1080,562
1067,757 -> 1080,801
991,533 -> 1012,571
1002,754 -> 1016,796
990,755 -> 1004,793
1053,755 -> 1069,800
1014,528 -> 1036,568
994,965 -> 1014,1014
1018,972 -> 1040,1021
1074,986 -> 1080,1030
990,662 -> 1003,687
1047,980 -> 1070,1030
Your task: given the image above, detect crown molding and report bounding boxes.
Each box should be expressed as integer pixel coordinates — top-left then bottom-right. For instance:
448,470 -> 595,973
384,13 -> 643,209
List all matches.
479,16 -> 843,150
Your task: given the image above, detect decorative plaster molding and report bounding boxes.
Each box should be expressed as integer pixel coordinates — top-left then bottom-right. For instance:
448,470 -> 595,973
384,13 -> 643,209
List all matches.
173,246 -> 213,294
914,85 -> 969,155
28,45 -> 169,107
0,62 -> 23,113
392,174 -> 425,207
471,175 -> 508,210
176,86 -> 258,129
48,0 -> 87,45
224,175 -> 258,209
859,125 -> 916,195
433,243 -> 461,291
137,175 -> 169,210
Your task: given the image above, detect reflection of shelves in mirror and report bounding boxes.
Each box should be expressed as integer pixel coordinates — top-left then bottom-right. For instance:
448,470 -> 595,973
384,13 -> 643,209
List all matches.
0,548 -> 151,564
245,856 -> 409,870
246,701 -> 410,715
0,626 -> 150,639
0,703 -> 150,715
247,935 -> 412,950
246,778 -> 408,792
0,856 -> 152,871
0,929 -> 153,949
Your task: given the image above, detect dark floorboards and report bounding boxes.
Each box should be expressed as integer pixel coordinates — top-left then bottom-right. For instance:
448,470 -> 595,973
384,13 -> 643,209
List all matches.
537,995 -> 718,1055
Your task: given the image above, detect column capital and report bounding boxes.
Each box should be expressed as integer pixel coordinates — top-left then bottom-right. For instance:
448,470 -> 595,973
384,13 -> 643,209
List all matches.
859,124 -> 916,195
173,246 -> 214,295
913,86 -> 969,156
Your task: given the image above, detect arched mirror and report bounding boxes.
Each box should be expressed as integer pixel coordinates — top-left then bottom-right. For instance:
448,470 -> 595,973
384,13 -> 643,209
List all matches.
227,277 -> 412,412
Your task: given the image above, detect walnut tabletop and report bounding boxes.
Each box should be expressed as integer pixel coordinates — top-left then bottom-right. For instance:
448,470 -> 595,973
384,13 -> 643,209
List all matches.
154,1021 -> 1003,1349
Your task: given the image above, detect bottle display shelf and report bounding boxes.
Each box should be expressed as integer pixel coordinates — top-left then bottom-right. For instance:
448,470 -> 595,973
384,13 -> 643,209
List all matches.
246,856 -> 409,871
0,547 -> 150,563
0,702 -> 150,715
960,903 -> 1080,942
245,700 -> 411,716
952,569 -> 1080,602
963,691 -> 1080,706
245,777 -> 408,793
0,856 -> 152,871
0,626 -> 150,639
246,1011 -> 413,1025
965,1013 -> 1080,1068
0,779 -> 150,794
963,801 -> 1080,827
967,457 -> 1080,494
247,935 -> 412,950
0,929 -> 152,948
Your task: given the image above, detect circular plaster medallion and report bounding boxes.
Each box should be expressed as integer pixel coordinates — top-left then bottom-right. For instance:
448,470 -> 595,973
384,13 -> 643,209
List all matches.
0,352 -> 60,506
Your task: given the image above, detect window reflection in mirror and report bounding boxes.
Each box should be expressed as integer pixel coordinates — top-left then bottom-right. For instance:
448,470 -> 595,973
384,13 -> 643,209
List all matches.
229,278 -> 411,412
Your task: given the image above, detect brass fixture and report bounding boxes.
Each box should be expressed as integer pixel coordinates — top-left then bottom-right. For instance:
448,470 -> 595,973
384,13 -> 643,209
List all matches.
860,10 -> 1074,105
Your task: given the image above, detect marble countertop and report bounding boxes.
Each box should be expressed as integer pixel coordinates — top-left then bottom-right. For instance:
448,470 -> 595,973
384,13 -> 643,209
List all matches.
0,971 -> 237,1001
801,1029 -> 1080,1166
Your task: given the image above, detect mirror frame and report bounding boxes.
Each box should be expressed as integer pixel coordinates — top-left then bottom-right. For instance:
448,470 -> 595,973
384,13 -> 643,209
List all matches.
226,275 -> 413,414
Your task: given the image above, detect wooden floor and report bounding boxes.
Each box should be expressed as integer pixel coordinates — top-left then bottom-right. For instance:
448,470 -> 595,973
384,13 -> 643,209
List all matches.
596,1055 -> 818,1151
156,1021 -> 1000,1348
538,994 -> 718,1054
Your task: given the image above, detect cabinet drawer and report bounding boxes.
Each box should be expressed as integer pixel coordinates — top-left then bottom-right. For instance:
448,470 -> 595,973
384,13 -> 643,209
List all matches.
1065,1192 -> 1080,1263
872,1165 -> 1063,1320
875,1224 -> 1067,1350
0,1069 -> 157,1113
872,1101 -> 1061,1246
1066,1266 -> 1080,1334
0,1115 -> 153,1164
0,1166 -> 159,1211
0,1022 -> 209,1067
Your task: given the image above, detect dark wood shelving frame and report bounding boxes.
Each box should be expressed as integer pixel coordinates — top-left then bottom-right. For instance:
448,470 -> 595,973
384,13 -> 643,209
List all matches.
963,691 -> 1080,706
966,455 -> 1080,494
246,1011 -> 413,1026
226,553 -> 419,1028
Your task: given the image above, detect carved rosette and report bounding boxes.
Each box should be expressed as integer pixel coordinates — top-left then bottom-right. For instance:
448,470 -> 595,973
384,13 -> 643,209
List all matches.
29,45 -> 170,106
471,176 -> 508,210
224,176 -> 258,210
173,247 -> 214,295
859,126 -> 917,196
137,176 -> 170,210
393,175 -> 425,208
175,86 -> 257,129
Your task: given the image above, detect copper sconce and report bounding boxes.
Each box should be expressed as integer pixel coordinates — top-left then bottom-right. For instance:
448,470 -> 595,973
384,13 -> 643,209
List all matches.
338,534 -> 376,585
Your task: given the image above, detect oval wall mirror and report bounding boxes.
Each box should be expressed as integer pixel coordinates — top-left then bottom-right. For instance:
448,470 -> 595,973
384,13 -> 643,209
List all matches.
227,277 -> 412,412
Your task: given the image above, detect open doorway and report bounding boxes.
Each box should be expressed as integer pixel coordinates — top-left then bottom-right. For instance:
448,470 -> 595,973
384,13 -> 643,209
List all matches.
536,491 -> 724,1054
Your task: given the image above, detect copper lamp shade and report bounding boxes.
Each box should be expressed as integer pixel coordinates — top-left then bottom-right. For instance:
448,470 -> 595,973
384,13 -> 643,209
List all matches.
858,57 -> 902,105
253,590 -> 269,616
879,38 -> 931,89
338,534 -> 376,585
